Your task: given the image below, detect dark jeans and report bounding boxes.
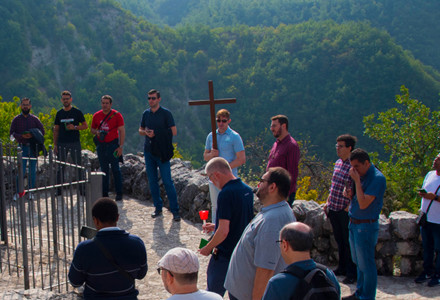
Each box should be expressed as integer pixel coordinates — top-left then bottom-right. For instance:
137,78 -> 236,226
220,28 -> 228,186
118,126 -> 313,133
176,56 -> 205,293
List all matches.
144,151 -> 179,215
421,221 -> 440,275
57,142 -> 83,187
97,141 -> 123,196
207,253 -> 231,297
328,209 -> 356,277
20,145 -> 37,189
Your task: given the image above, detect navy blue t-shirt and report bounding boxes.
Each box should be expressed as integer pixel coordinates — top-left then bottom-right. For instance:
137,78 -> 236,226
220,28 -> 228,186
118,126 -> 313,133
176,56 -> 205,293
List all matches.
140,106 -> 175,153
216,178 -> 254,257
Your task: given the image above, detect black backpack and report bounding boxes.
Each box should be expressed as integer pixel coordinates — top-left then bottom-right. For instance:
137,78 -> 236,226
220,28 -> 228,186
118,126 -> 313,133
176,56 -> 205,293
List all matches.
282,263 -> 340,300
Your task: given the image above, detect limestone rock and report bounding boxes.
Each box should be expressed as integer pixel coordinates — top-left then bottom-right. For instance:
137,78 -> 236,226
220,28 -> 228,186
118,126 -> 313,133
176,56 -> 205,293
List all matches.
389,211 -> 419,240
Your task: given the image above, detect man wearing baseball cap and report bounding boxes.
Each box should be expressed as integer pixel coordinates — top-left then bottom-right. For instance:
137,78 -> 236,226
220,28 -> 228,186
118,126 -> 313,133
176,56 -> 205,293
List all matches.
158,247 -> 222,300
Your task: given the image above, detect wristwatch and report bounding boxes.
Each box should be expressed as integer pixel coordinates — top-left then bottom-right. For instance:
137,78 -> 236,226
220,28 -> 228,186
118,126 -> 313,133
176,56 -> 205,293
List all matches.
74,125 -> 78,130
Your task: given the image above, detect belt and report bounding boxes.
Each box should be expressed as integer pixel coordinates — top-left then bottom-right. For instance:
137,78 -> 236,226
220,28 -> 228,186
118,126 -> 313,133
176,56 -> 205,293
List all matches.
350,218 -> 377,224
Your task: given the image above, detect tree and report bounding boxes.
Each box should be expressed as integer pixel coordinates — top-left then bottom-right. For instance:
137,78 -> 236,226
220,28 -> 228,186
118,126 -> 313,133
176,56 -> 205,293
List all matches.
363,85 -> 440,213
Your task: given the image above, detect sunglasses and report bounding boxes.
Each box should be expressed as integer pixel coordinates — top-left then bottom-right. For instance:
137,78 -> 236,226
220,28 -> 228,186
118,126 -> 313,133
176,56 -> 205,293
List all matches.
148,97 -> 157,100
216,119 -> 228,123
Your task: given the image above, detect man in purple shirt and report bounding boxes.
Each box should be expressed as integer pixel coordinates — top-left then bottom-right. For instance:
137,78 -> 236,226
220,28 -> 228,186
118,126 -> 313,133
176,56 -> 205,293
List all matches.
266,115 -> 300,206
10,98 -> 45,197
324,134 -> 357,284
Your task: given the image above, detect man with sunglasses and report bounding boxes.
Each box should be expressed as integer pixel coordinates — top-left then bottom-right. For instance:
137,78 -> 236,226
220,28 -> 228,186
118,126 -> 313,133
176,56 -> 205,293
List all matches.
204,109 -> 245,224
267,115 -> 300,207
139,89 -> 180,221
158,247 -> 222,300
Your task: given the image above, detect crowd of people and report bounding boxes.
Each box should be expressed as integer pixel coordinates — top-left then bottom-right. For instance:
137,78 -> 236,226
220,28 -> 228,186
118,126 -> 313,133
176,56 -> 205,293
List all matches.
9,90 -> 440,299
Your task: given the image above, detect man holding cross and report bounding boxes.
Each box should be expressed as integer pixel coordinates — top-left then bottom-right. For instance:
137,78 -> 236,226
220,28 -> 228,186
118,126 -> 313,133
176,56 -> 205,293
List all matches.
203,109 -> 246,224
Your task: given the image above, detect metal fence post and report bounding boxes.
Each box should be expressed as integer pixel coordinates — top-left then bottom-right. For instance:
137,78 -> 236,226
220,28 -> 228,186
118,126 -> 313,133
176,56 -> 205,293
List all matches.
17,147 -> 30,289
49,146 -> 58,253
0,141 -> 8,243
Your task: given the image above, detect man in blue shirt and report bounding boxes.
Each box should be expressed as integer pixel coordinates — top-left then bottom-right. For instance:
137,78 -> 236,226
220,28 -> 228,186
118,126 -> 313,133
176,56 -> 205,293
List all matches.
343,149 -> 386,300
68,198 -> 148,299
199,157 -> 254,297
262,222 -> 340,300
139,89 -> 180,221
204,109 -> 245,224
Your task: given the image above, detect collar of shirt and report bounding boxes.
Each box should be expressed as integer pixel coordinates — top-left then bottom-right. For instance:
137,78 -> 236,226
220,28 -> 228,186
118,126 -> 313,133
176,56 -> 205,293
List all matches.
99,226 -> 121,232
261,200 -> 289,212
276,133 -> 292,144
216,126 -> 232,136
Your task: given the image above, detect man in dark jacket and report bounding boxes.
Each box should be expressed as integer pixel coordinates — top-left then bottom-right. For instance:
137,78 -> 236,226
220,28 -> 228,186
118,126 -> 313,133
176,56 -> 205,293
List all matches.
68,198 -> 148,299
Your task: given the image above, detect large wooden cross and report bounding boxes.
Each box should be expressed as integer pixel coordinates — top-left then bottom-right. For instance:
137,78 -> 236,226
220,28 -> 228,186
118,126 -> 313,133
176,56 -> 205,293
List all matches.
188,80 -> 236,149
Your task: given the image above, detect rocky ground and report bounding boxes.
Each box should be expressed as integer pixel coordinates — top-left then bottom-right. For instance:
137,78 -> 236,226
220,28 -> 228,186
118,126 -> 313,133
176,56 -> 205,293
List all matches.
1,195 -> 439,299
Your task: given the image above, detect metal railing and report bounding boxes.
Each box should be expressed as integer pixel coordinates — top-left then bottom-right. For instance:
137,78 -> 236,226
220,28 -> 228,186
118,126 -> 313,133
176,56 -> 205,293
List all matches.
0,141 -> 98,292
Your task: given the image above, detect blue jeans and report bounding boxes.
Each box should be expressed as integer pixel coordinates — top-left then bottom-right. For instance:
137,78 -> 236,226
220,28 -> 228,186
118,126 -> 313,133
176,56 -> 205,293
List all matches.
421,221 -> 440,275
21,145 -> 37,189
97,141 -> 123,196
144,151 -> 179,215
207,253 -> 230,297
349,221 -> 379,300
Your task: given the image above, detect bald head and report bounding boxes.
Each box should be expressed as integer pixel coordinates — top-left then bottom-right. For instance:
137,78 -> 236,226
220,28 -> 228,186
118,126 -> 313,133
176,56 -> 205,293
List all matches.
205,157 -> 232,176
280,222 -> 313,252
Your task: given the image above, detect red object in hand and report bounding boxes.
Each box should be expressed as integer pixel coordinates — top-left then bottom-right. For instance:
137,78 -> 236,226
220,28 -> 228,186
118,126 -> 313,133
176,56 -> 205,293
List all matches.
199,210 -> 209,221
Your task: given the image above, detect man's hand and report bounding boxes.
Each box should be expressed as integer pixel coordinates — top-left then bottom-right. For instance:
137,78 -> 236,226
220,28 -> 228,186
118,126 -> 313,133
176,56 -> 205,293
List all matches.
420,191 -> 437,200
198,245 -> 213,256
116,146 -> 123,157
66,124 -> 75,130
21,133 -> 32,139
145,129 -> 155,138
343,186 -> 353,200
349,167 -> 360,182
209,149 -> 219,158
202,223 -> 215,233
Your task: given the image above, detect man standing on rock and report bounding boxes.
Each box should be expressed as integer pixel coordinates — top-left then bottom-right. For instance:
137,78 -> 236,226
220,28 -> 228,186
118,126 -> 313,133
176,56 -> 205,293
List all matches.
91,95 -> 125,201
324,134 -> 357,284
342,149 -> 386,300
53,90 -> 88,191
139,89 -> 180,221
158,247 -> 222,300
224,167 -> 295,300
68,197 -> 148,299
266,115 -> 300,206
199,157 -> 254,297
204,109 -> 245,224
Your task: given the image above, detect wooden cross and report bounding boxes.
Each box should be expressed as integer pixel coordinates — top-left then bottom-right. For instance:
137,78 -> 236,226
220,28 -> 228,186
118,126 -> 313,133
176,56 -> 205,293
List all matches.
188,80 -> 236,149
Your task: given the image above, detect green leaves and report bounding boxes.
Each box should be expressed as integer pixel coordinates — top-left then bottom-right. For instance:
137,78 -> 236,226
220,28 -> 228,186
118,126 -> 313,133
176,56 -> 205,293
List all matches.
363,86 -> 440,213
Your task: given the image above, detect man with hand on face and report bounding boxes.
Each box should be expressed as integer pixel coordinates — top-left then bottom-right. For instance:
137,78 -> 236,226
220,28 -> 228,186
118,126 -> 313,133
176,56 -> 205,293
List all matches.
10,97 -> 45,198
91,95 -> 125,201
342,149 -> 386,300
266,115 -> 300,207
199,157 -> 254,297
204,109 -> 245,224
139,89 -> 180,221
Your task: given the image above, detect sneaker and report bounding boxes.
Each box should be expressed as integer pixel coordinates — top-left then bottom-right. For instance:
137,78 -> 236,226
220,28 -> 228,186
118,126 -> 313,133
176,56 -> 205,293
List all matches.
428,275 -> 440,287
115,194 -> 123,201
13,193 -> 19,201
151,211 -> 162,218
415,272 -> 432,284
173,214 -> 181,222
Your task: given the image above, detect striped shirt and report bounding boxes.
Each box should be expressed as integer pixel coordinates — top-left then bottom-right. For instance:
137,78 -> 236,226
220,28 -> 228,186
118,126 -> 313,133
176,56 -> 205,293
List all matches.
328,158 -> 352,211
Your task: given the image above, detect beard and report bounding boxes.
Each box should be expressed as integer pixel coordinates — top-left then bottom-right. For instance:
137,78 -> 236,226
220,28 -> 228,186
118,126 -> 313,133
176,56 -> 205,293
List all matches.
21,108 -> 30,115
272,128 -> 281,138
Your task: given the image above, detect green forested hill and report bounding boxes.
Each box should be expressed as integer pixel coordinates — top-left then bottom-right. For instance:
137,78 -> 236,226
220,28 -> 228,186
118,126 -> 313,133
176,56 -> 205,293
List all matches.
115,0 -> 440,71
1,0 -> 440,163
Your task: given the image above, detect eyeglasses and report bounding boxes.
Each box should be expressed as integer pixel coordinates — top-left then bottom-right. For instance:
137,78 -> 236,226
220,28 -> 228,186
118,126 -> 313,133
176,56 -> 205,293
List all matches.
61,97 -> 71,101
157,267 -> 174,277
335,144 -> 346,149
216,119 -> 228,123
148,97 -> 157,100
259,178 -> 270,184
276,240 -> 283,244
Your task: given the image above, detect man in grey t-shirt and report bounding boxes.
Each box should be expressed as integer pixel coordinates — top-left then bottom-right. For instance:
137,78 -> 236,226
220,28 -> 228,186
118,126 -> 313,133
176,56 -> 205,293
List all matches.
224,167 -> 296,300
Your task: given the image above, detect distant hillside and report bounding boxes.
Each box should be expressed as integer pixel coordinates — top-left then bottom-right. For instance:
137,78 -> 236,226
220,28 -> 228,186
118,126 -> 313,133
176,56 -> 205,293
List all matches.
1,0 -> 440,163
115,0 -> 440,72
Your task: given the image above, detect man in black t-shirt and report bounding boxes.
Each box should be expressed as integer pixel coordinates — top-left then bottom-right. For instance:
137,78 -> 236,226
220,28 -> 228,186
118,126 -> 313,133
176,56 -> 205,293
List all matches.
53,91 -> 88,190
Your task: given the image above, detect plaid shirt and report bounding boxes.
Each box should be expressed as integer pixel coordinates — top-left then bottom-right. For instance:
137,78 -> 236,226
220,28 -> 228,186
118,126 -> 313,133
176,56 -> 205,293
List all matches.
328,158 -> 352,211
10,113 -> 45,144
